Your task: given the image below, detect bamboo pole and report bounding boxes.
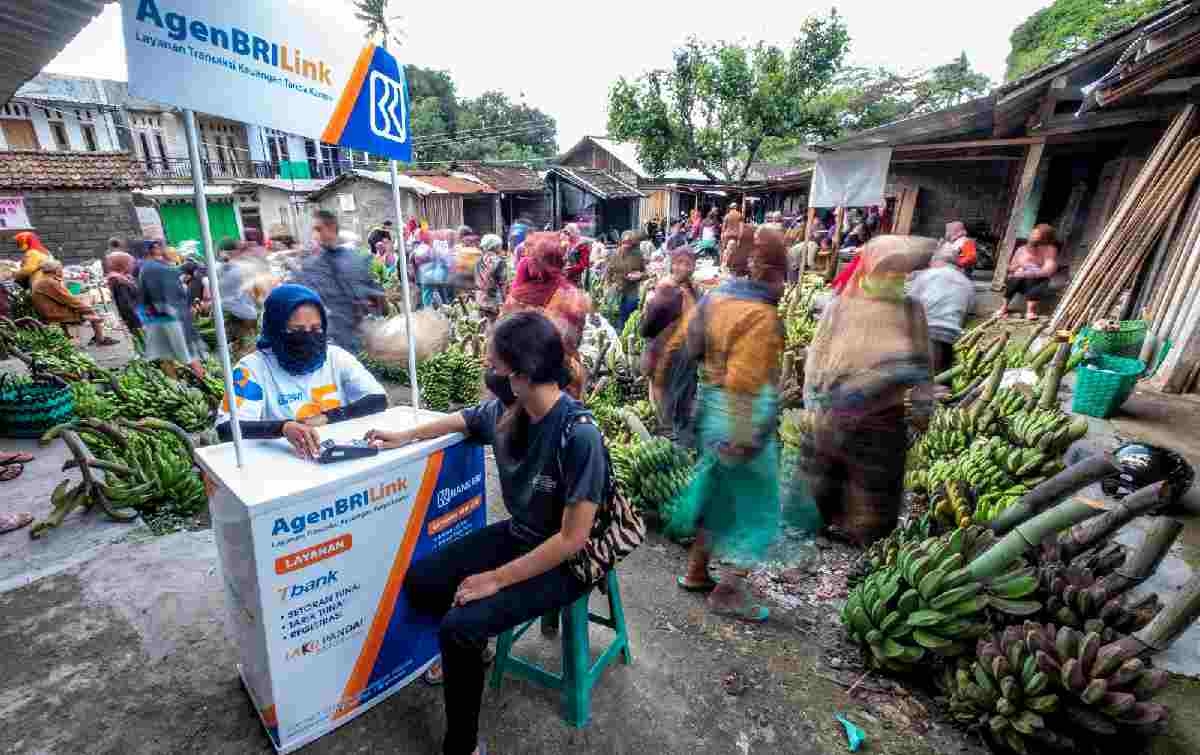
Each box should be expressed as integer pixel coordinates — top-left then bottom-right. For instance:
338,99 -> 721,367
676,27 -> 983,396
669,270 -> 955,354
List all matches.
1050,107 -> 1200,330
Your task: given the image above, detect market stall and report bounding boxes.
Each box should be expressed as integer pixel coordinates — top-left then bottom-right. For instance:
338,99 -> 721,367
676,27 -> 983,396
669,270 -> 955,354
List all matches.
195,406 -> 484,753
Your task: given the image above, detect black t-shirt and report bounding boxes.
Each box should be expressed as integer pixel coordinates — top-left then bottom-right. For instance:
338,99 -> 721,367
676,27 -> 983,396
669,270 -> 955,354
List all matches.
462,395 -> 607,544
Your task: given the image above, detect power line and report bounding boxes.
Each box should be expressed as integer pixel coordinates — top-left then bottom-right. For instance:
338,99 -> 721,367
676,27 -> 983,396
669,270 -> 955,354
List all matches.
410,117 -> 555,143
411,124 -> 555,151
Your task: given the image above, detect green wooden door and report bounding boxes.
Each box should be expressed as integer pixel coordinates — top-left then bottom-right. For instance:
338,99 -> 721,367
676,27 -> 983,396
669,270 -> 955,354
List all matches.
159,202 -> 240,246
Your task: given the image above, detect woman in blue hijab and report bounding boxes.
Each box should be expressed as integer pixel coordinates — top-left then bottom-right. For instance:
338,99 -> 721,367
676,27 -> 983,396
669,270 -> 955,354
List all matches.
215,284 -> 388,459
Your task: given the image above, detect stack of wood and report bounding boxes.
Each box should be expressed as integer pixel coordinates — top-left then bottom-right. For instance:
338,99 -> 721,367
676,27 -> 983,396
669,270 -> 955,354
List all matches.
1051,105 -> 1200,331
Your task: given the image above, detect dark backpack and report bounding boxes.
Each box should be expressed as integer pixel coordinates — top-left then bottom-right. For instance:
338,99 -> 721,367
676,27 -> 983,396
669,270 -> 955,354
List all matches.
556,408 -> 646,585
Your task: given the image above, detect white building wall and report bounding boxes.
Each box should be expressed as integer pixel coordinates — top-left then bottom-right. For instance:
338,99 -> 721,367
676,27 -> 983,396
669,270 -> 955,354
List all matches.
0,102 -> 119,152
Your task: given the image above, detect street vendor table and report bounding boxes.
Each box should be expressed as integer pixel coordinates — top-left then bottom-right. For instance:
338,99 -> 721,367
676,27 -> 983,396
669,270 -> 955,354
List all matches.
195,406 -> 486,753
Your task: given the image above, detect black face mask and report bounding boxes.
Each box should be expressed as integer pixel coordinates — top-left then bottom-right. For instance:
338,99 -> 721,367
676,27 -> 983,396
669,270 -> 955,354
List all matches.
484,368 -> 518,407
277,330 -> 328,375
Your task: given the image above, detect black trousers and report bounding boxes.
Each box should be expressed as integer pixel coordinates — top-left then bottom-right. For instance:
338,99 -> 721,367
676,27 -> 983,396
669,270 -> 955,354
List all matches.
405,520 -> 590,755
1004,277 -> 1051,303
930,339 -> 955,376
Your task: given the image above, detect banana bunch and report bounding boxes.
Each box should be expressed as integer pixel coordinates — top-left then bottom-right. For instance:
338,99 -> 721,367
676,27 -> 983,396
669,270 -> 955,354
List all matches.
931,479 -> 976,530
911,410 -> 973,464
974,487 -> 1031,524
944,625 -> 1069,754
1004,409 -> 1088,452
82,423 -> 206,520
989,387 -> 1031,419
193,313 -> 220,352
1023,621 -> 1170,736
611,437 -> 693,518
115,362 -> 211,432
849,517 -> 932,587
11,326 -> 74,353
778,408 -> 814,450
70,381 -> 117,421
29,346 -> 106,381
1039,564 -> 1161,643
843,526 -> 1038,671
417,347 -> 482,412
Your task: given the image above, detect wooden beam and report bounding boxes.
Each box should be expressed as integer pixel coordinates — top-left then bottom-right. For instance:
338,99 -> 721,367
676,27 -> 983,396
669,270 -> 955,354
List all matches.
892,155 -> 1022,163
1036,106 -> 1179,136
1031,76 -> 1070,131
992,140 -> 1048,291
894,137 -> 1046,153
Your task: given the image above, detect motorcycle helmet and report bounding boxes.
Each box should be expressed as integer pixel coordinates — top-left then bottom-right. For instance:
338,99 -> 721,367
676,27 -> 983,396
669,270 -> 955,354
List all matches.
1101,442 -> 1194,505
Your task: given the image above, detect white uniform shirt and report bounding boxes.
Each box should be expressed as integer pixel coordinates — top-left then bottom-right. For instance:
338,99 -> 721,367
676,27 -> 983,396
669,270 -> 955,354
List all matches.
218,345 -> 385,424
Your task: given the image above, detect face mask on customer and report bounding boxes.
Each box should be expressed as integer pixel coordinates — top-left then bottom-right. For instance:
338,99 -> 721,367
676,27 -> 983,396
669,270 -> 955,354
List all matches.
278,330 -> 328,375
484,368 -> 518,407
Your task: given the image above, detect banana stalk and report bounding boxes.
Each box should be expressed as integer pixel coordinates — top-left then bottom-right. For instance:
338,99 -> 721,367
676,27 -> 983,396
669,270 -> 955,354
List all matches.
990,455 -> 1118,535
1037,335 -> 1073,411
1056,482 -> 1169,563
1100,517 -> 1184,595
1127,569 -> 1200,655
1016,320 -> 1051,365
970,498 -> 1109,581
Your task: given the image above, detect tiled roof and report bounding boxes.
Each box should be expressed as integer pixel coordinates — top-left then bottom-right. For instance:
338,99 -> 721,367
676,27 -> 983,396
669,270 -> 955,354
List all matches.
551,166 -> 644,200
454,163 -> 544,193
0,150 -> 148,190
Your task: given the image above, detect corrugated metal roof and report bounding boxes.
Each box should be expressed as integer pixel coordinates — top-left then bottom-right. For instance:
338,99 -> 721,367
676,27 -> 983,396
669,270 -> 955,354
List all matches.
0,1 -> 108,106
415,174 -> 495,194
453,163 -> 545,193
571,136 -> 713,182
550,166 -> 644,200
815,96 -> 996,151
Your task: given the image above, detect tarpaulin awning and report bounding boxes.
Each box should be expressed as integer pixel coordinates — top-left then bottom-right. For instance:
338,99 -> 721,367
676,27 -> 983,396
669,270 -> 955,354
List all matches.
809,148 -> 892,208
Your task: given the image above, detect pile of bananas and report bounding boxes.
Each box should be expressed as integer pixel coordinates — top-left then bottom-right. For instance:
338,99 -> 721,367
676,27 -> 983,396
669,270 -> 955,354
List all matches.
944,625 -> 1069,754
359,350 -> 410,383
1039,563 -> 1161,643
849,517 -> 932,587
842,526 -> 1042,671
32,420 -> 205,538
115,361 -> 211,432
910,408 -> 975,464
91,422 -> 205,522
70,381 -> 117,421
990,387 -> 1033,419
416,347 -> 481,412
193,313 -> 220,353
1003,409 -> 1088,453
27,344 -> 107,381
1024,621 -> 1170,736
611,437 -> 693,519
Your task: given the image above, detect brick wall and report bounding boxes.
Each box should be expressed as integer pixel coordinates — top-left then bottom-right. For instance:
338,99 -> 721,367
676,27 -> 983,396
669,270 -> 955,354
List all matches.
888,162 -> 1012,239
0,190 -> 141,264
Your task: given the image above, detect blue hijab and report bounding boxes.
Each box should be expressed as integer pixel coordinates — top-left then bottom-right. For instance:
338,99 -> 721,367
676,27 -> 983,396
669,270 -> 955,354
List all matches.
258,284 -> 329,375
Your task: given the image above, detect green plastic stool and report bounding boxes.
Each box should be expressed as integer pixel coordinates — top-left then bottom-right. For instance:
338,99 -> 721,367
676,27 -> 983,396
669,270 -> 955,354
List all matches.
489,569 -> 632,727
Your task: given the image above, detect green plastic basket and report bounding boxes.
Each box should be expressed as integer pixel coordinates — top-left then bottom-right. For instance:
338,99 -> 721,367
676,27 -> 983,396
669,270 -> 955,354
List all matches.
1080,321 -> 1147,358
0,374 -> 75,438
1071,355 -> 1145,419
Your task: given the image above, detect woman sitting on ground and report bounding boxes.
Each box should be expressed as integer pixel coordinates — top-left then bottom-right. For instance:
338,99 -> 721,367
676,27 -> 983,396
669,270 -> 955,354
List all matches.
31,260 -> 119,346
216,284 -> 387,458
998,223 -> 1059,321
366,310 -> 607,755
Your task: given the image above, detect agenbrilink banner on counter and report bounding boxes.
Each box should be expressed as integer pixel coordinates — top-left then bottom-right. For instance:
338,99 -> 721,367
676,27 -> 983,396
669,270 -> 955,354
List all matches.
120,0 -> 412,161
208,439 -> 484,753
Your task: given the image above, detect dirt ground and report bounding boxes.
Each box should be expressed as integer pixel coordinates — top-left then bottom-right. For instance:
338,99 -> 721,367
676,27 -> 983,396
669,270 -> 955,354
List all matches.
2,335 -> 1200,755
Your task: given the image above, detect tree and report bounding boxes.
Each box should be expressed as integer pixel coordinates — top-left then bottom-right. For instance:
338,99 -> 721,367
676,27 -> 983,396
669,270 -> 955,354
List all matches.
607,10 -> 850,182
353,0 -> 406,50
1006,0 -> 1169,81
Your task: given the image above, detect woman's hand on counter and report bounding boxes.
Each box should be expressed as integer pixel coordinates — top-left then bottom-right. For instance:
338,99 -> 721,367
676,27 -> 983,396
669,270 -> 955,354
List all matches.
364,428 -> 414,449
283,421 -> 322,460
303,414 -> 329,428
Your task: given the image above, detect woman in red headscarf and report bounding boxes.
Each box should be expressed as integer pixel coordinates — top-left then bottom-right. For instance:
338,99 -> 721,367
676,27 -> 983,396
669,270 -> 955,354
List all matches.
502,232 -> 591,398
13,231 -> 54,290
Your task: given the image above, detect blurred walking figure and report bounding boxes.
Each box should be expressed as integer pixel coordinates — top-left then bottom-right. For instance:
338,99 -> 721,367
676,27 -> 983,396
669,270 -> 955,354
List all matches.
908,245 -> 975,374
474,234 -> 509,327
503,232 -> 591,398
604,231 -> 646,331
669,227 -> 788,622
561,223 -> 591,288
104,250 -> 142,349
293,210 -> 385,351
640,245 -> 698,440
803,236 -> 938,545
139,240 -> 205,378
220,237 -> 268,362
944,220 -> 977,271
724,224 -> 756,279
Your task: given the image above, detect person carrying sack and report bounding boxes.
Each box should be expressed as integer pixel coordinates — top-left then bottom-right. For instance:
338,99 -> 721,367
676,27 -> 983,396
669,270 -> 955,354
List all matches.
365,310 -> 641,755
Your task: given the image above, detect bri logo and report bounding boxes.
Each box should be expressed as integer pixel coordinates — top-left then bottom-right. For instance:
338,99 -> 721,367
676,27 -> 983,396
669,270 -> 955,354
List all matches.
436,473 -> 483,509
369,70 -> 407,144
276,570 -> 338,602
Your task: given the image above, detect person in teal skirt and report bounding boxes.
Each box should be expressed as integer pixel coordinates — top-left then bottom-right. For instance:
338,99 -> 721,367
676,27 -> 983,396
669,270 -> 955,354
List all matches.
667,226 -> 788,622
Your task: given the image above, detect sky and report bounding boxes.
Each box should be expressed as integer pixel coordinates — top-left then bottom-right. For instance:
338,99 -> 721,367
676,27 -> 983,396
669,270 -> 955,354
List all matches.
46,1 -> 1053,151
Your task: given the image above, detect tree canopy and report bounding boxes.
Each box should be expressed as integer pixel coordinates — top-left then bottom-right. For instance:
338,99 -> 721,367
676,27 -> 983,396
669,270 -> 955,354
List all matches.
607,11 -> 851,182
1006,0 -> 1169,81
